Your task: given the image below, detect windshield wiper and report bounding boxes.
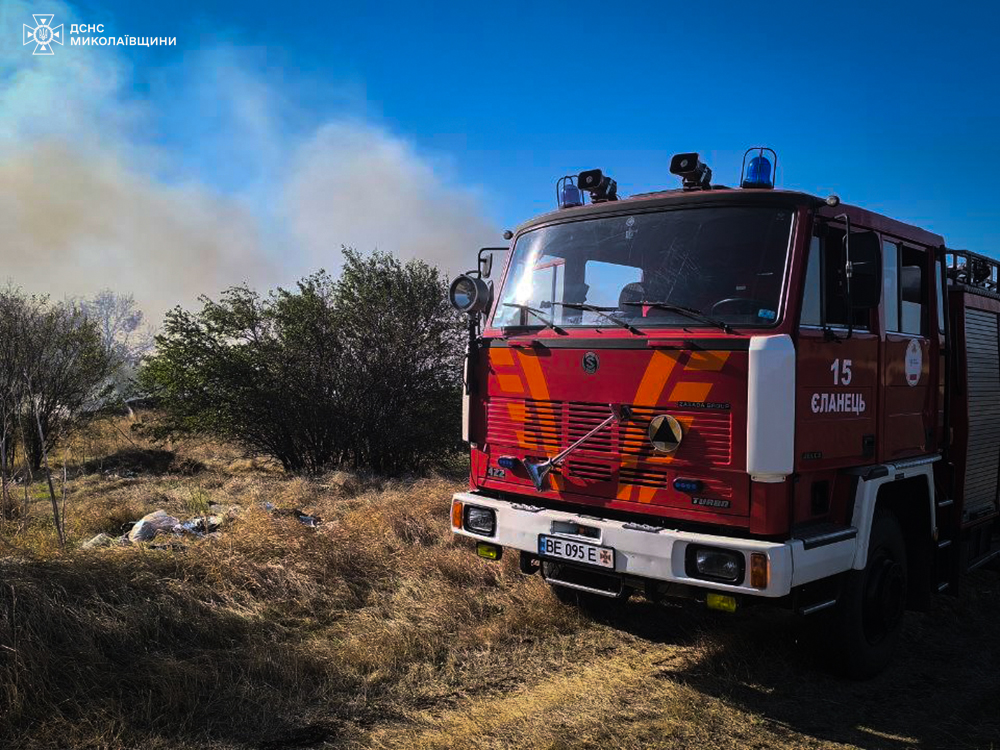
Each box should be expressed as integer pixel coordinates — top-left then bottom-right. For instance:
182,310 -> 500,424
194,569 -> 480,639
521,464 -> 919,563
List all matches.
501,303 -> 567,335
552,302 -> 645,335
622,301 -> 733,334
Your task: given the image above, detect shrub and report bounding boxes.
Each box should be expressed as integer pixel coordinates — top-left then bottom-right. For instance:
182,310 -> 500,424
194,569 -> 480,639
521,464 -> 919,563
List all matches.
140,249 -> 465,474
0,288 -> 118,475
332,248 -> 466,474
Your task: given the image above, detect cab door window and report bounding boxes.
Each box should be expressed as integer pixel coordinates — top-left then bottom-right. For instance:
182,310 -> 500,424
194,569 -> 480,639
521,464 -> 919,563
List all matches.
935,258 -> 946,335
800,236 -> 822,325
899,246 -> 925,335
799,226 -> 869,330
882,240 -> 899,331
883,241 -> 926,335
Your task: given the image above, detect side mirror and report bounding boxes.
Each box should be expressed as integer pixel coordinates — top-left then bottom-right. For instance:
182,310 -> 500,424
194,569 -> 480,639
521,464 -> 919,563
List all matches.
848,231 -> 882,309
479,253 -> 493,278
477,247 -> 508,279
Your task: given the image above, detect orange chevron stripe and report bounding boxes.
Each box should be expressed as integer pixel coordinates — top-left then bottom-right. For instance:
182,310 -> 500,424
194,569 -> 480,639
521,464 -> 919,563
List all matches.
490,348 -> 515,367
497,373 -> 524,393
617,351 -> 683,500
637,485 -> 658,504
518,431 -> 559,452
633,350 -> 682,406
668,381 -> 712,403
685,350 -> 730,371
515,350 -> 550,401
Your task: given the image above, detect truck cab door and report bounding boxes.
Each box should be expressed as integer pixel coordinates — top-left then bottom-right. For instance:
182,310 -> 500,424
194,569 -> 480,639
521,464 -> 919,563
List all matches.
796,225 -> 880,469
880,240 -> 934,459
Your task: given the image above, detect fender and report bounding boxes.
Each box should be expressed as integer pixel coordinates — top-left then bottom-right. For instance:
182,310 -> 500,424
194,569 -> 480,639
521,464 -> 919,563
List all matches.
848,456 -> 939,570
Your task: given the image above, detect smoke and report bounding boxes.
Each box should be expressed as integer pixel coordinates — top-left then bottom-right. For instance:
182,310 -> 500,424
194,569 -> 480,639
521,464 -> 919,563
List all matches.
282,122 -> 497,275
0,2 -> 497,324
0,141 -> 272,321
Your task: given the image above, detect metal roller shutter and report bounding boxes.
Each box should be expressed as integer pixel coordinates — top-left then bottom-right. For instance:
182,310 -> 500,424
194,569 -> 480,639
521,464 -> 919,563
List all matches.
963,308 -> 1000,520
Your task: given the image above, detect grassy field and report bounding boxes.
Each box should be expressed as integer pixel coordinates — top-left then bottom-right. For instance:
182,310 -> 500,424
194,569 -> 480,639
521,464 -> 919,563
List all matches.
1,418 -> 997,749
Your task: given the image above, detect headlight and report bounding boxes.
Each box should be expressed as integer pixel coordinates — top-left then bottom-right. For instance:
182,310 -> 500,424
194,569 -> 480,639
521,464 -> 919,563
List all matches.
449,274 -> 491,314
686,546 -> 744,584
463,506 -> 496,536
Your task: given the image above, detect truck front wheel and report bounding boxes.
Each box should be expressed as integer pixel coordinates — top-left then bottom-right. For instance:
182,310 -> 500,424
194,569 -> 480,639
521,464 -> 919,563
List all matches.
827,509 -> 908,679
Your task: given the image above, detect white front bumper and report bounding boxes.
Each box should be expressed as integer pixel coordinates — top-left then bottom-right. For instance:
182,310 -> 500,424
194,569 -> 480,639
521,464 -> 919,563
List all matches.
452,492 -> 857,598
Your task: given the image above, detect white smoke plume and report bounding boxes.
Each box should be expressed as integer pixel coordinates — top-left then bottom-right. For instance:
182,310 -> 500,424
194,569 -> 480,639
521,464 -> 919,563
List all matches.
0,2 -> 497,324
0,140 -> 272,322
282,122 -> 497,275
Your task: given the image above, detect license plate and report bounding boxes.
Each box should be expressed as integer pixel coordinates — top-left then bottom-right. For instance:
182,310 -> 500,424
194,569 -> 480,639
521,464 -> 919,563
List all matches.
538,534 -> 615,569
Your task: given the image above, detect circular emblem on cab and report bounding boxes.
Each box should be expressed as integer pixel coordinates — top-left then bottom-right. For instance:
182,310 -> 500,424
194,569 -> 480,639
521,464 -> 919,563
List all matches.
648,414 -> 684,454
582,351 -> 600,375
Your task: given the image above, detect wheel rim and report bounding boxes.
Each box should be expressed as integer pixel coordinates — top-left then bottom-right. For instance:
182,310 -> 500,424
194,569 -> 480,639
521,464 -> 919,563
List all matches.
861,547 -> 906,645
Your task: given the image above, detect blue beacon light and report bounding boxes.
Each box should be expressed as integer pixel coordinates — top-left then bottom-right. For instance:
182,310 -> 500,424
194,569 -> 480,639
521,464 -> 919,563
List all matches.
557,176 -> 584,208
740,147 -> 777,190
745,156 -> 771,187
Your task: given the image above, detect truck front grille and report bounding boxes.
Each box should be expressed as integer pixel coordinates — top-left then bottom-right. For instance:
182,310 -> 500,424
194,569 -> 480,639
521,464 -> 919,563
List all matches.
487,397 -> 733,468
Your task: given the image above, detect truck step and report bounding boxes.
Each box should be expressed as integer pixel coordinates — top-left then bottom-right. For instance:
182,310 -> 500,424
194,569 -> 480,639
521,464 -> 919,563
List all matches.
967,548 -> 1000,572
792,523 -> 858,550
798,599 -> 838,616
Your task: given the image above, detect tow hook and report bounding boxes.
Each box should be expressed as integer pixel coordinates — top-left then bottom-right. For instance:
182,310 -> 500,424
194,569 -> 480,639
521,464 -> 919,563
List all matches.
519,551 -> 539,575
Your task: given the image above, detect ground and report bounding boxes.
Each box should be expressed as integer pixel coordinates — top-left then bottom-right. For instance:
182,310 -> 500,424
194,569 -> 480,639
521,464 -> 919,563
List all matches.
0,418 -> 997,749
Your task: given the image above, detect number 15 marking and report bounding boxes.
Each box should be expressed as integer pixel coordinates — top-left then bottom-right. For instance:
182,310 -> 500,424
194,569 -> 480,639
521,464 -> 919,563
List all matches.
831,358 -> 853,385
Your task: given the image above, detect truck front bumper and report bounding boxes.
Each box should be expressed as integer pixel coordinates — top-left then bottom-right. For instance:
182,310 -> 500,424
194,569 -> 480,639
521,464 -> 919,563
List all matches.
452,492 -> 857,599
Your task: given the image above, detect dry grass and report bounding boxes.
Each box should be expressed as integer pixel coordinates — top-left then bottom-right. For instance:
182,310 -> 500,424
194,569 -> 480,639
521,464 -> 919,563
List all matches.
0,417 -> 998,749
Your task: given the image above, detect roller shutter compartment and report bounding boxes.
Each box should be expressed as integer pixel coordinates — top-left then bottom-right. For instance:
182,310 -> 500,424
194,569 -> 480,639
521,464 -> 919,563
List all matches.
963,308 -> 1000,520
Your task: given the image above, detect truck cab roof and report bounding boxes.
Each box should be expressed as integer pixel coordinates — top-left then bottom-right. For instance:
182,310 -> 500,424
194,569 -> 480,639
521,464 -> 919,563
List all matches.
516,187 -> 945,250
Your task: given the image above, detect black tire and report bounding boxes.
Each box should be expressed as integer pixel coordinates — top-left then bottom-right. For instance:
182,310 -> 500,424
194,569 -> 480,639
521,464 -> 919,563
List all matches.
827,509 -> 908,679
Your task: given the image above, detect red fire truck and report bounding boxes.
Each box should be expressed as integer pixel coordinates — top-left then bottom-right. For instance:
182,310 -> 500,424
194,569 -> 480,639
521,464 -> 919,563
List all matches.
447,149 -> 1000,677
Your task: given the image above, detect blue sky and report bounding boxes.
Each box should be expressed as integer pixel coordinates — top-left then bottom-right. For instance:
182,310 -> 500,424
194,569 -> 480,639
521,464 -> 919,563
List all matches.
2,0 -> 998,318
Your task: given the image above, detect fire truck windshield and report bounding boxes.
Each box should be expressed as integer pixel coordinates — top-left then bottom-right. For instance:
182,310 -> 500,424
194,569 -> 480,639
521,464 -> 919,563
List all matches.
493,206 -> 793,330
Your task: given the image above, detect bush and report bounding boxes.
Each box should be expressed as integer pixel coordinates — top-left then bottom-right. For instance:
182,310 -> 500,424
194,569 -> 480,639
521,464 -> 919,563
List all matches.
0,288 -> 118,476
332,248 -> 466,473
140,249 -> 465,474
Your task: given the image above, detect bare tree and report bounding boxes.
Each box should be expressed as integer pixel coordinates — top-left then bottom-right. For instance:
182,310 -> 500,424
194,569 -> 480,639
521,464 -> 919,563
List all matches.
76,290 -> 155,414
78,290 -> 154,367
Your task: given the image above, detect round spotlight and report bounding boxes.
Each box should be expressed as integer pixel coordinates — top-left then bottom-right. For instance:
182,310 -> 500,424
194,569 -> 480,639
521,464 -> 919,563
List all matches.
448,274 -> 491,314
648,414 -> 684,454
